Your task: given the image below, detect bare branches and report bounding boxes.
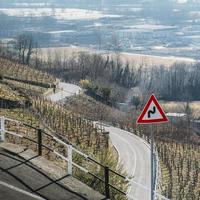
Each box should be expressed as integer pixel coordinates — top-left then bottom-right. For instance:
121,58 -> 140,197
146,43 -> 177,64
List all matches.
14,34 -> 34,65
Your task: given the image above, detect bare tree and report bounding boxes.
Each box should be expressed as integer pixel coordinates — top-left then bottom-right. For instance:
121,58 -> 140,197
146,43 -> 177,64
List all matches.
184,101 -> 192,141
33,42 -> 40,69
110,32 -> 121,54
15,34 -> 34,65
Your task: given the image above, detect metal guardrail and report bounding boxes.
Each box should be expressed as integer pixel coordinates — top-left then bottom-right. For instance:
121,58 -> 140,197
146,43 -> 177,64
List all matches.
0,116 -> 170,200
0,116 -> 126,199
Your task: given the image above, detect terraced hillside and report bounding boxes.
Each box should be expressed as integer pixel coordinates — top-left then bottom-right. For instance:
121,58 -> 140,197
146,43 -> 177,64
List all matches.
0,57 -> 55,128
0,83 -> 25,102
0,58 -> 128,200
0,57 -> 55,85
33,98 -> 109,152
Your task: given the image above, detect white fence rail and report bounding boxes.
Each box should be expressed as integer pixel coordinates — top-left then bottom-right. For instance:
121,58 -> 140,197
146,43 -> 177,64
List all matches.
0,116 -> 170,200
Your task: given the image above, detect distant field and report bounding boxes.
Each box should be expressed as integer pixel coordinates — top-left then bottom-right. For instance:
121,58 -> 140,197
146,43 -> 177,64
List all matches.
39,46 -> 195,67
0,8 -> 120,20
162,101 -> 200,118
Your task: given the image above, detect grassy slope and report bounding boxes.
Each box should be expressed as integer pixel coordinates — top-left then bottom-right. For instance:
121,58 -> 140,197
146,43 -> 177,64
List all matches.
162,101 -> 200,118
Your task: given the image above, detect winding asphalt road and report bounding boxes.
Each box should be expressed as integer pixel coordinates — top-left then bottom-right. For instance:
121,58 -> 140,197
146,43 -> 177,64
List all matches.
104,126 -> 151,200
47,82 -> 151,200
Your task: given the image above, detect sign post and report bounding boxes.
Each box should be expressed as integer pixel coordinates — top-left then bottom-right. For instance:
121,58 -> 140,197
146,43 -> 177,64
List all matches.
137,94 -> 168,200
0,116 -> 5,141
150,124 -> 154,200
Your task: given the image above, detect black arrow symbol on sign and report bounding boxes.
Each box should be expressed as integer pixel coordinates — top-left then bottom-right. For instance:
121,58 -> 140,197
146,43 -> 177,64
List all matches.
148,106 -> 156,118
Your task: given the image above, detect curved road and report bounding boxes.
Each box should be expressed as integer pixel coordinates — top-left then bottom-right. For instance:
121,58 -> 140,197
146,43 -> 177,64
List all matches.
47,82 -> 82,102
104,126 -> 151,200
47,82 -> 151,200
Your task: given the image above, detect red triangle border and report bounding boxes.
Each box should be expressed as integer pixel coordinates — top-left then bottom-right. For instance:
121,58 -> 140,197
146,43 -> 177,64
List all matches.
137,94 -> 168,124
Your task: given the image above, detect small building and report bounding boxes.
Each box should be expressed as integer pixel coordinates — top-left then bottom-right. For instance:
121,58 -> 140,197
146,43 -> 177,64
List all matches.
166,112 -> 187,122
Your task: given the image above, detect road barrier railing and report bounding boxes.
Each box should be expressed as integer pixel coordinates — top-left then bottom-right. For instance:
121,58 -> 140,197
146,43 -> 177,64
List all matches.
0,116 -> 170,200
0,116 -> 127,199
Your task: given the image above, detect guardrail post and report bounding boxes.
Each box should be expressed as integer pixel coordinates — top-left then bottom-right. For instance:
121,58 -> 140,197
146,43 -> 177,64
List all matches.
104,166 -> 110,199
0,116 -> 5,141
37,129 -> 42,156
67,145 -> 73,175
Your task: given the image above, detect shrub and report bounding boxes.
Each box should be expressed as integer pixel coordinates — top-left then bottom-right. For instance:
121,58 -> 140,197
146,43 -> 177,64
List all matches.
79,79 -> 91,89
100,87 -> 111,101
131,96 -> 140,109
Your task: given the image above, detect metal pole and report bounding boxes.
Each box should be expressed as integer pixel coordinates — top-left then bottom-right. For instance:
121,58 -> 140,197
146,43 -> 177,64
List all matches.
104,166 -> 110,199
37,129 -> 42,156
67,145 -> 73,175
151,125 -> 154,200
0,116 -> 5,141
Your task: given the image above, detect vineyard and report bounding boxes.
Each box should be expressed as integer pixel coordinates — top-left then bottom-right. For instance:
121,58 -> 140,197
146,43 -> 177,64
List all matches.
1,53 -> 199,199
1,100 -> 128,199
0,57 -> 55,85
0,57 -> 128,199
0,57 -> 57,100
64,92 -> 200,200
0,83 -> 25,102
4,112 -> 128,200
157,141 -> 200,200
133,122 -> 200,200
32,97 -> 109,153
85,104 -> 200,200
64,94 -> 127,125
4,79 -> 48,95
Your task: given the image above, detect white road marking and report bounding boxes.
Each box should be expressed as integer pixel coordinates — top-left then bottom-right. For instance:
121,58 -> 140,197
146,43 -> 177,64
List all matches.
0,181 -> 45,200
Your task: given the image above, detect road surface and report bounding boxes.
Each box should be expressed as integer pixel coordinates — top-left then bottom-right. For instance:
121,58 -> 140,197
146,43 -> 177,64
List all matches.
103,126 -> 151,200
47,82 -> 151,200
48,82 -> 82,102
0,148 -> 85,200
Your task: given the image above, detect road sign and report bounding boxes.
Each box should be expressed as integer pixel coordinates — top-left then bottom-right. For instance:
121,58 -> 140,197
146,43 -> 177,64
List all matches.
137,94 -> 168,124
136,94 -> 168,200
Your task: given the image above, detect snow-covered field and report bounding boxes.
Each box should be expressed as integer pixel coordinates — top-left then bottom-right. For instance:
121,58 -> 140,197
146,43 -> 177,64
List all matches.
124,24 -> 176,31
0,8 -> 121,20
46,30 -> 76,34
13,3 -> 51,7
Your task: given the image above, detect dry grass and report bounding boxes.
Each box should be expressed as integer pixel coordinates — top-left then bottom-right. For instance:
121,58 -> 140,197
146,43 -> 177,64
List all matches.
38,46 -> 195,67
161,101 -> 200,118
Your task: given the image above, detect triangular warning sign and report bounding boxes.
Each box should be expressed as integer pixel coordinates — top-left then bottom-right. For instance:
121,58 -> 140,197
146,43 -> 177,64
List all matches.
137,94 -> 168,124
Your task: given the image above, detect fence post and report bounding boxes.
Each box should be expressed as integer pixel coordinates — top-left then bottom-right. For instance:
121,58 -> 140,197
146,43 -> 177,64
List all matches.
104,166 -> 110,199
67,145 -> 73,175
37,129 -> 42,156
0,116 -> 5,141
